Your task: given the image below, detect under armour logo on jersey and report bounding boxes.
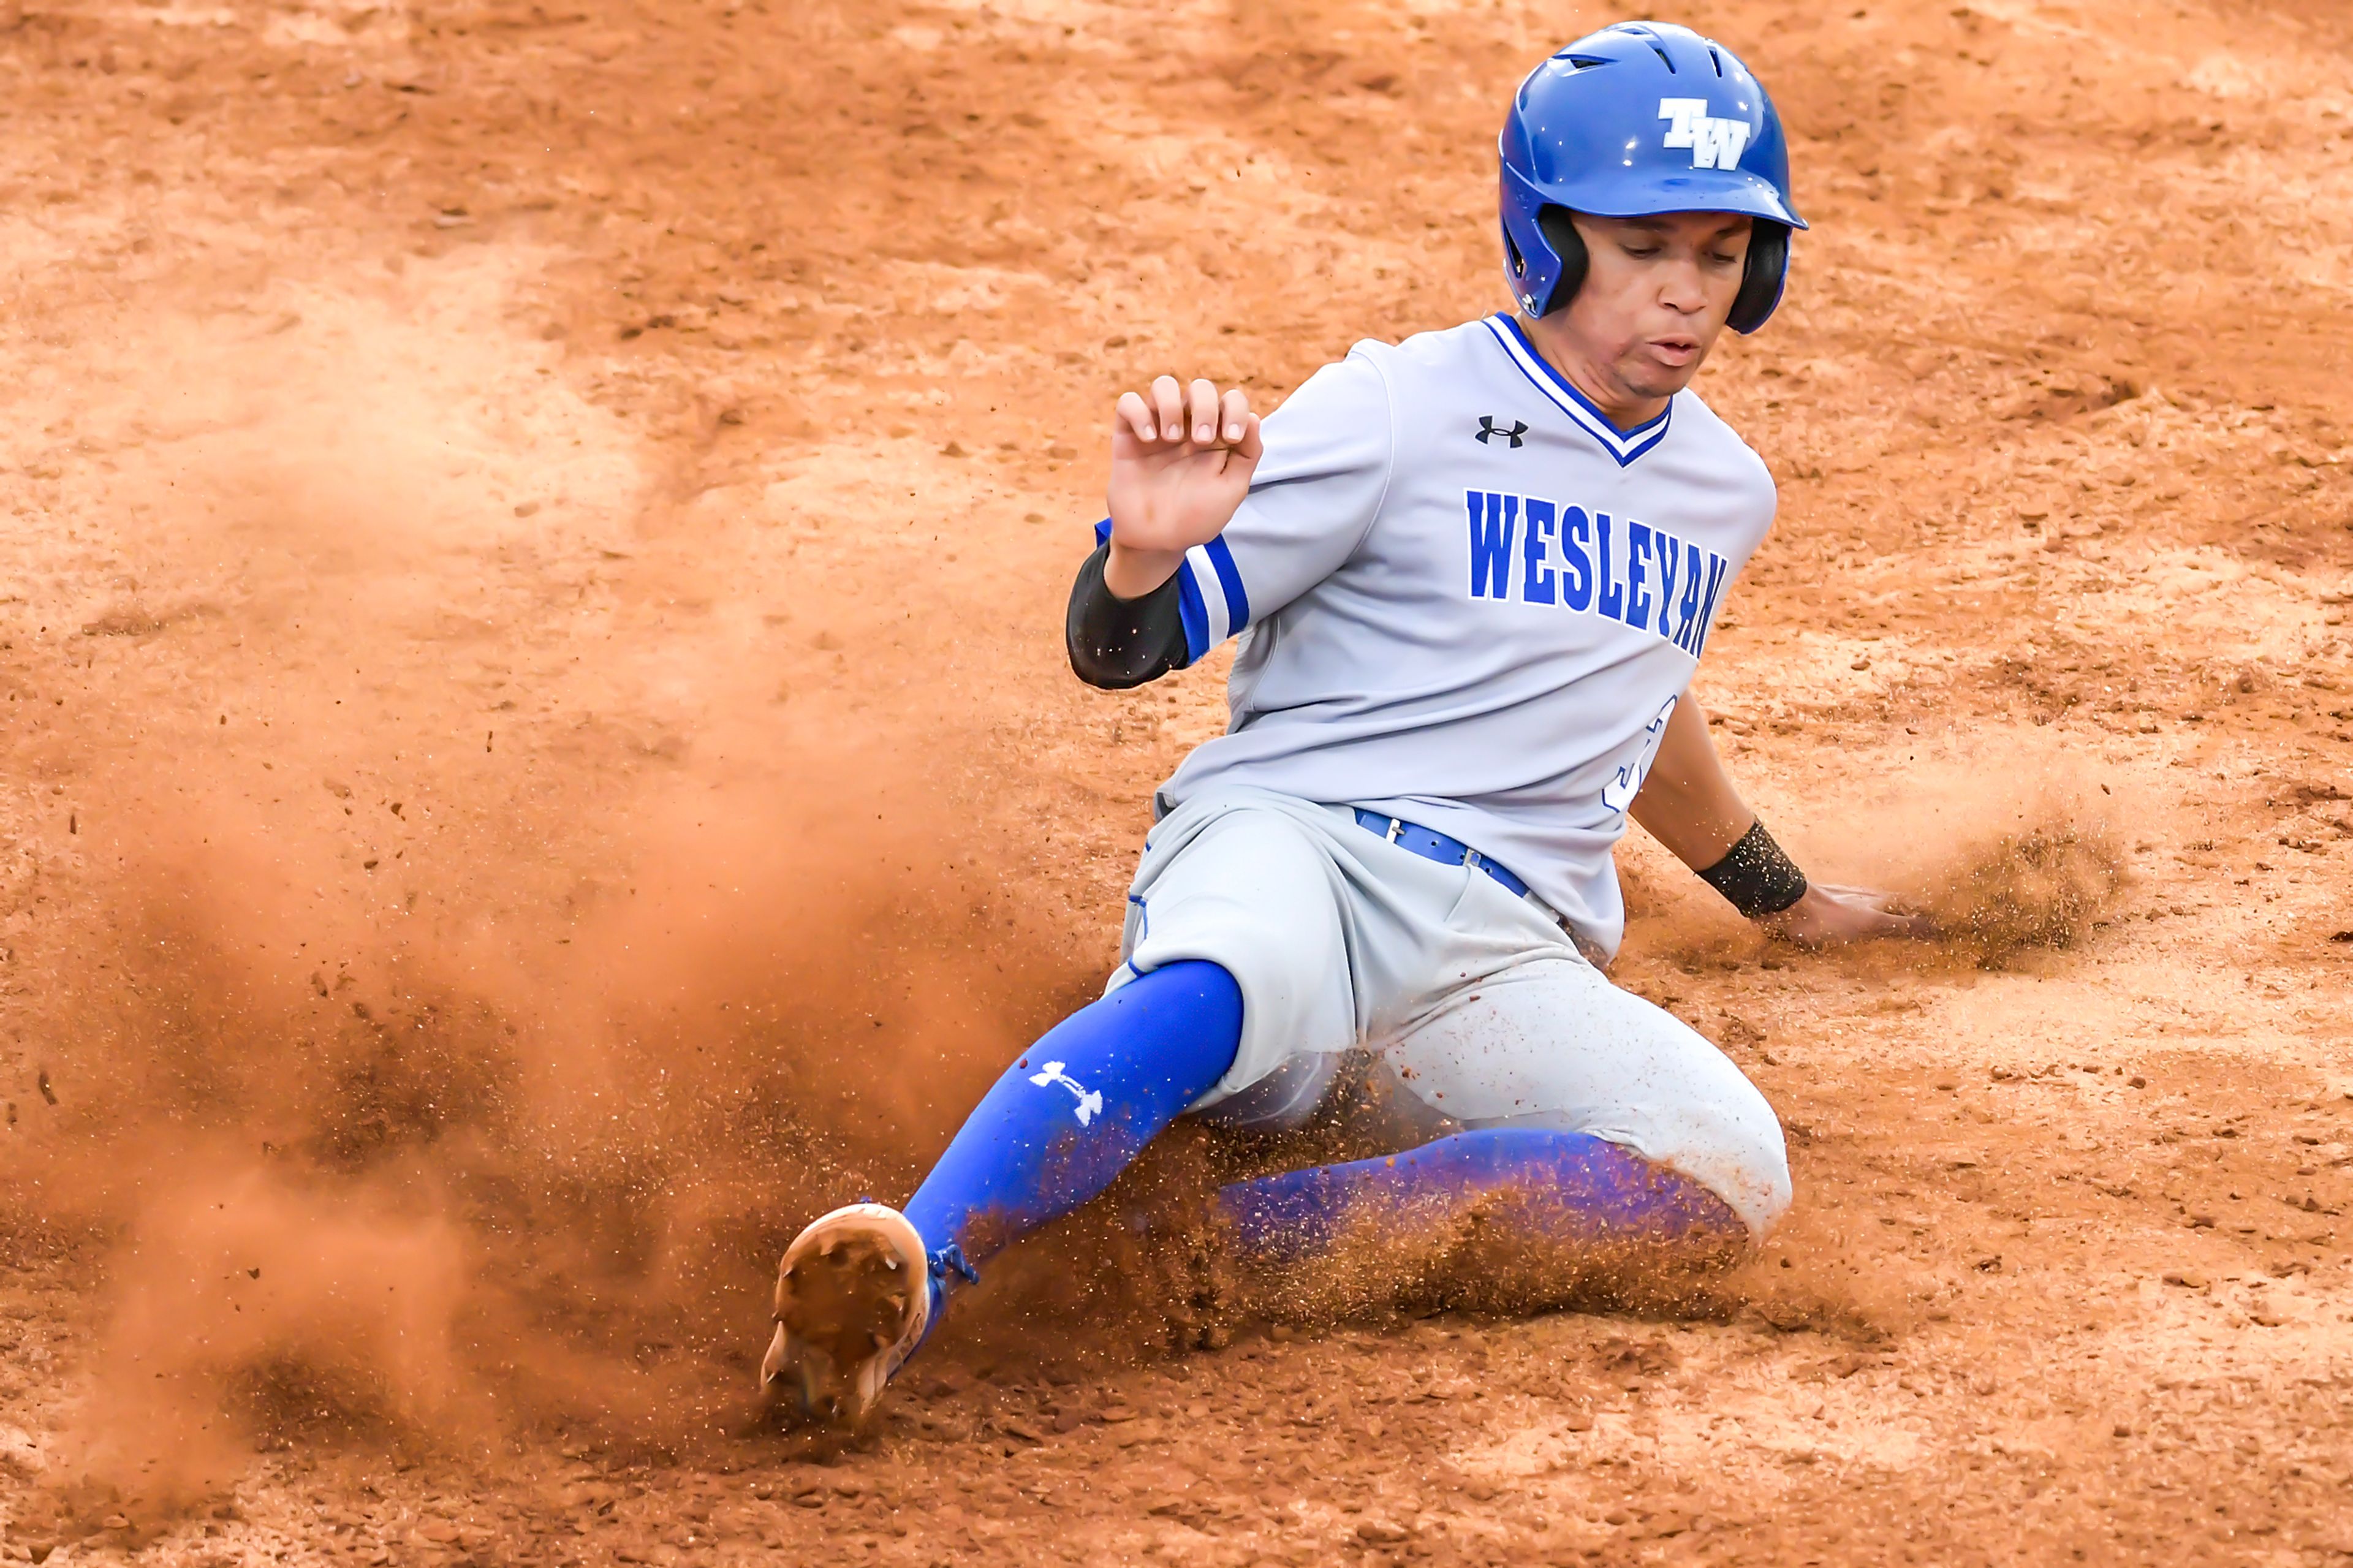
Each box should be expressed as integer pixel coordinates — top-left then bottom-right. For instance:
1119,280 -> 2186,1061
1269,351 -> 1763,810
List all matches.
1658,97 -> 1752,170
1028,1061 -> 1104,1127
1476,416 -> 1528,448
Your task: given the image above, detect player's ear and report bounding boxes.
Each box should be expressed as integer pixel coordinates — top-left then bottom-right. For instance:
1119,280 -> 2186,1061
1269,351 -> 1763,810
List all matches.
1534,206 -> 1588,318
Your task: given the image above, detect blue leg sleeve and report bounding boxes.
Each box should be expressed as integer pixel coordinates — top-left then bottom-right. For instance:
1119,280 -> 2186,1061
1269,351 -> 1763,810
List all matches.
1218,1127 -> 1745,1263
903,960 -> 1241,1283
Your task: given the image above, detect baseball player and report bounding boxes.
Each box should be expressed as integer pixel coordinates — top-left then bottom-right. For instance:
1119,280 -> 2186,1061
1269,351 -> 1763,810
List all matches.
762,21 -> 1925,1426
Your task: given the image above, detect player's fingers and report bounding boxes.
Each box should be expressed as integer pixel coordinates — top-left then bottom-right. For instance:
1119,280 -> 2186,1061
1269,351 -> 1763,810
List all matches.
1115,390 -> 1158,445
1150,376 -> 1185,442
1218,387 -> 1252,444
1233,411 -> 1265,462
1817,885 -> 1938,941
1188,379 -> 1220,445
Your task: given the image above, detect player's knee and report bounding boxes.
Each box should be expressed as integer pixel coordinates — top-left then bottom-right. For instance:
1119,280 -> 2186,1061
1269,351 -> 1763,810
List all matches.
1703,1104 -> 1792,1241
1738,1128 -> 1794,1239
1658,1069 -> 1791,1241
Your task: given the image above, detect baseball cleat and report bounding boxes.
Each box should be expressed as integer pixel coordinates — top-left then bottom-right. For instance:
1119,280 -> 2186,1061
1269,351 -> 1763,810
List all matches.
760,1202 -> 933,1427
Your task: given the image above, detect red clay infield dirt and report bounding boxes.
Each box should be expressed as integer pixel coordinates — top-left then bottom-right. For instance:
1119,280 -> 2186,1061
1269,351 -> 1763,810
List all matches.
1,1 -> 2351,1564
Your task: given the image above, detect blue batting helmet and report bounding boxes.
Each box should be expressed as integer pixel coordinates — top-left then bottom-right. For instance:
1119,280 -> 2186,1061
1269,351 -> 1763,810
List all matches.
1499,23 -> 1806,334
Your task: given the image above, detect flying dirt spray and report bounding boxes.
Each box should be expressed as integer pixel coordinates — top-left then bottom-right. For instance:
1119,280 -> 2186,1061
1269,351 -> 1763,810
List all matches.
0,289 -> 1099,1501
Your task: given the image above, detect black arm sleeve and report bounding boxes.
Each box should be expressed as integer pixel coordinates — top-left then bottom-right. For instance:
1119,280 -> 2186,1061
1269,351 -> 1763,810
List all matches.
1066,543 -> 1191,691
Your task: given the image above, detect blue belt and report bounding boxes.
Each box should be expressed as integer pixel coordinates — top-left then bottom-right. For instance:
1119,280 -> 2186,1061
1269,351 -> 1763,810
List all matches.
1352,809 -> 1531,899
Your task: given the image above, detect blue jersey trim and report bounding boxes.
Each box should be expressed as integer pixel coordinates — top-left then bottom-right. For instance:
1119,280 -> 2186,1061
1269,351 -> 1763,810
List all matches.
1492,315 -> 1671,441
1175,563 -> 1211,662
1092,517 -> 1238,661
1482,316 -> 1673,468
1093,518 -> 1239,658
1202,535 -> 1250,635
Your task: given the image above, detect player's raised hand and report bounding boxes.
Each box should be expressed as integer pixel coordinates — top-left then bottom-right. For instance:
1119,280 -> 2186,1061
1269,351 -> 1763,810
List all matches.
1104,376 -> 1263,598
1762,884 -> 1936,948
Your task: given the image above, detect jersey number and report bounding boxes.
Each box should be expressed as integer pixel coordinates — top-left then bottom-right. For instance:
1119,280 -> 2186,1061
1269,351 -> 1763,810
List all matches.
1600,695 -> 1678,816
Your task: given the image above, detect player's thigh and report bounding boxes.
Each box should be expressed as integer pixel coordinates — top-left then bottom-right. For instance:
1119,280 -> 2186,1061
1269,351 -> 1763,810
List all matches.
1383,956 -> 1791,1237
1115,805 -> 1357,1121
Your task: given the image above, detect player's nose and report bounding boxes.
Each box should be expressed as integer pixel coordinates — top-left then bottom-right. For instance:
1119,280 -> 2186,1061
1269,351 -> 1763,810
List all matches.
1658,261 -> 1710,314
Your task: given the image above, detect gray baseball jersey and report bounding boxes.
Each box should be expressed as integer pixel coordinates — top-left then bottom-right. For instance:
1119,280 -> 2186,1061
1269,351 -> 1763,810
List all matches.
1144,313 -> 1779,957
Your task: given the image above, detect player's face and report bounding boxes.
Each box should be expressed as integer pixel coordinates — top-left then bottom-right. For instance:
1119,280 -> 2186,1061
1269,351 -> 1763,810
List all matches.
1559,212 -> 1752,404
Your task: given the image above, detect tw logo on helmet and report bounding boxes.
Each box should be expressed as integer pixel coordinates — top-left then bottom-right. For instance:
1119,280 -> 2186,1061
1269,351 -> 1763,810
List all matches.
1658,97 -> 1751,170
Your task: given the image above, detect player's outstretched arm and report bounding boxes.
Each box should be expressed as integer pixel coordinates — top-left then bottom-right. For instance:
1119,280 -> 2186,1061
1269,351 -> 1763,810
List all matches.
1631,698 -> 1930,947
1065,376 -> 1266,691
1104,376 -> 1264,599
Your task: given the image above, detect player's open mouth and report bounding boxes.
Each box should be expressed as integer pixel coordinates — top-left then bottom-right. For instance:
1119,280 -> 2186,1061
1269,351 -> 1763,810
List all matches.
1649,336 -> 1699,363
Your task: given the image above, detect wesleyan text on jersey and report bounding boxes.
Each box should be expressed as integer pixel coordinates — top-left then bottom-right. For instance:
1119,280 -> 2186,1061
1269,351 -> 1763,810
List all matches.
1464,491 -> 1731,657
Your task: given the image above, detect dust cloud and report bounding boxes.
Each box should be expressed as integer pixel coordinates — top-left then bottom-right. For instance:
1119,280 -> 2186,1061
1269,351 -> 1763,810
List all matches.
0,284 -> 1083,1499
1868,756 -> 2131,968
1910,822 -> 2127,965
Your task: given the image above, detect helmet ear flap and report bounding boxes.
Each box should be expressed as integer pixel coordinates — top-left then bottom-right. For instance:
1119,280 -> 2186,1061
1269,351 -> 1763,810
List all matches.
1534,206 -> 1588,319
1727,220 -> 1790,335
